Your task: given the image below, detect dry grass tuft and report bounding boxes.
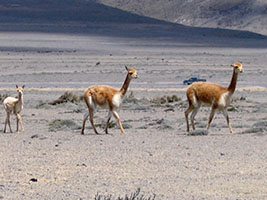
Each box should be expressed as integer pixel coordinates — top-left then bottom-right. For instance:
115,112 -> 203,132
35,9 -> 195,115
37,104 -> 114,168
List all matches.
0,93 -> 9,103
95,188 -> 156,200
48,119 -> 81,132
49,92 -> 83,105
151,95 -> 181,104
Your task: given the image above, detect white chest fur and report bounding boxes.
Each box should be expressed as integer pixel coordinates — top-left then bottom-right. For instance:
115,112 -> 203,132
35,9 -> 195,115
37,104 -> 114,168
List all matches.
112,93 -> 123,108
218,91 -> 231,108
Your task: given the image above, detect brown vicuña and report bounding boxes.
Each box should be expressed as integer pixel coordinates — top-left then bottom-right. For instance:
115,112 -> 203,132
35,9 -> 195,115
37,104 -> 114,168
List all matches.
81,66 -> 138,135
3,85 -> 25,133
185,62 -> 243,134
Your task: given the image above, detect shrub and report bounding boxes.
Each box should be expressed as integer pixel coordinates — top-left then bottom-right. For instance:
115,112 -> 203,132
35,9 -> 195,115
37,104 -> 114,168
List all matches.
0,93 -> 9,103
151,95 -> 181,105
49,92 -> 83,105
48,119 -> 80,132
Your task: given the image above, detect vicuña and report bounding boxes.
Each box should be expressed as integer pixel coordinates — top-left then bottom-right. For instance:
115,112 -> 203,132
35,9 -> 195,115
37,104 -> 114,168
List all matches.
3,85 -> 25,133
185,62 -> 243,134
81,66 -> 138,135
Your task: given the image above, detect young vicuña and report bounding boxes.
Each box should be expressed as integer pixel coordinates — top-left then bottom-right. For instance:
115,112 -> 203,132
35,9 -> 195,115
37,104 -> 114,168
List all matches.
81,66 -> 138,134
3,85 -> 25,133
185,62 -> 243,134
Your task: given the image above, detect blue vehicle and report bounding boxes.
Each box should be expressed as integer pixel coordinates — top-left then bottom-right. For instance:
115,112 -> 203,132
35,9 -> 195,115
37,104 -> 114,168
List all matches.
183,77 -> 207,85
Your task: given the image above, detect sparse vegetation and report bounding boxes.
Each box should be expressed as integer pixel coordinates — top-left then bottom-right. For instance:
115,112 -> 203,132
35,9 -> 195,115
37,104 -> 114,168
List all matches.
94,120 -> 117,129
48,119 -> 80,132
227,105 -> 238,112
124,92 -> 139,104
151,95 -> 181,105
49,92 -> 83,105
0,93 -> 9,103
95,188 -> 156,200
187,129 -> 209,136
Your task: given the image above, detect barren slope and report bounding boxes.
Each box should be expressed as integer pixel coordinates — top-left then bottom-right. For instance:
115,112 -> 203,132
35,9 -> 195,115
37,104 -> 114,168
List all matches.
98,0 -> 267,35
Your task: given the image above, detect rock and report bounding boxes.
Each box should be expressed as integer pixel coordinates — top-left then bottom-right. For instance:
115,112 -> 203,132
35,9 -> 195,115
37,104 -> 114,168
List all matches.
30,134 -> 48,140
164,108 -> 175,112
77,163 -> 87,167
29,178 -> 38,182
31,134 -> 39,139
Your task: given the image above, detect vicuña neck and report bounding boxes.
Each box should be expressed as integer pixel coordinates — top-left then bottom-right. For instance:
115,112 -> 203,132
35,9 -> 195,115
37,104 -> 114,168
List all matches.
17,93 -> 23,104
120,74 -> 131,96
228,68 -> 239,94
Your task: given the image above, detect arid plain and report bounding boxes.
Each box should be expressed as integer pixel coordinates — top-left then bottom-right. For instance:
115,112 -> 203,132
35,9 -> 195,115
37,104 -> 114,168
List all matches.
0,32 -> 267,199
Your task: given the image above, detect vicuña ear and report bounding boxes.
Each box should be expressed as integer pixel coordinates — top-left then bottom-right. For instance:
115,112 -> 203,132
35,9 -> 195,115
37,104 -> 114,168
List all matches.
125,66 -> 128,71
22,85 -> 25,89
16,85 -> 18,88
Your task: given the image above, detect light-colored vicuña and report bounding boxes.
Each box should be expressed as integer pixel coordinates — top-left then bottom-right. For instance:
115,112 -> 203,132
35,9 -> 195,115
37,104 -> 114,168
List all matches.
185,62 -> 243,134
3,85 -> 25,133
81,66 -> 138,135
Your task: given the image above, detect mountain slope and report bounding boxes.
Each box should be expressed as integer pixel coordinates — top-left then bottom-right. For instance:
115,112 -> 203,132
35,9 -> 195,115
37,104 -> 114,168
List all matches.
0,0 -> 266,47
0,0 -> 162,24
97,0 -> 267,35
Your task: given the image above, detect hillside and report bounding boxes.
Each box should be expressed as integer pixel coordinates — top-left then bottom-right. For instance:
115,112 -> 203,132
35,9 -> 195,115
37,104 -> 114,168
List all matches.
0,0 -> 161,24
97,0 -> 267,35
0,0 -> 266,47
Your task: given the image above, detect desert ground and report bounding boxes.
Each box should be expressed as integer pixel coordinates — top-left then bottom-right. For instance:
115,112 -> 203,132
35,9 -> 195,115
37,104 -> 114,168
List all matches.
0,32 -> 267,199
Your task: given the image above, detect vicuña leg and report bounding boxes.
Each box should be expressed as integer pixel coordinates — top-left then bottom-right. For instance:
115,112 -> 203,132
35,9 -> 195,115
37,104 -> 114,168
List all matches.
206,106 -> 216,130
89,108 -> 99,134
112,110 -> 125,134
8,113 -> 12,132
185,104 -> 193,132
81,111 -> 89,135
81,109 -> 99,135
4,112 -> 8,133
105,111 -> 112,134
190,107 -> 200,130
16,113 -> 24,132
222,108 -> 234,134
4,114 -> 7,133
4,112 -> 13,133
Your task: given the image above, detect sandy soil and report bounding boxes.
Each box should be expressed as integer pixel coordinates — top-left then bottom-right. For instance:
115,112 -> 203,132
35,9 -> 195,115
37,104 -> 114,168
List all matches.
0,32 -> 267,199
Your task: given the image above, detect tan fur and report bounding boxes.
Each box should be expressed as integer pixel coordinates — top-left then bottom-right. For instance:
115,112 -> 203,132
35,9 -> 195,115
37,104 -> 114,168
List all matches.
187,82 -> 228,108
81,66 -> 137,135
3,85 -> 25,133
185,62 -> 243,134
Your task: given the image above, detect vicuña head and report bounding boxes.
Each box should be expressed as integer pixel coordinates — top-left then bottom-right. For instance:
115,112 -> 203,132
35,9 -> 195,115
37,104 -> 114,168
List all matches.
81,66 -> 137,135
185,62 -> 243,134
3,85 -> 25,133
